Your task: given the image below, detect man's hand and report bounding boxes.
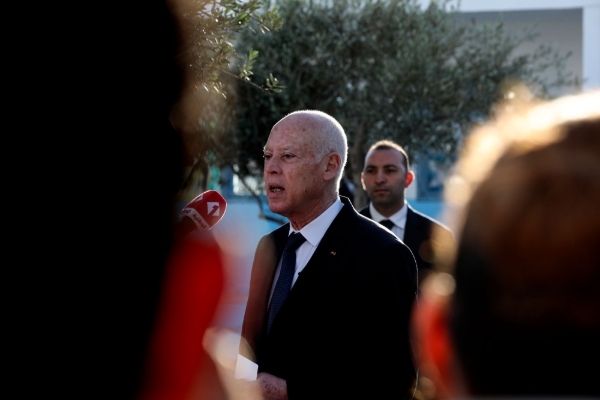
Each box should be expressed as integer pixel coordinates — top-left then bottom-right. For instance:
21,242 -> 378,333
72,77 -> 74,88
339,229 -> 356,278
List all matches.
257,372 -> 288,400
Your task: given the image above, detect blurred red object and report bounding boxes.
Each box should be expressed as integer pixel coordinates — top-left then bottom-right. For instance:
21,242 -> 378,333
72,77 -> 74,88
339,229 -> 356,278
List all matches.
179,190 -> 227,234
138,232 -> 225,400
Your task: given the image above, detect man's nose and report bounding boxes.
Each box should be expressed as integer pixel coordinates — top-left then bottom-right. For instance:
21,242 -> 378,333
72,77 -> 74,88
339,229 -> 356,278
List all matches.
265,158 -> 281,174
375,170 -> 386,183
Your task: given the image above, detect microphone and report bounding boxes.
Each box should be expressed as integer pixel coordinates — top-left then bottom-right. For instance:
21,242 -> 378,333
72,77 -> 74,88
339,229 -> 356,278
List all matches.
178,190 -> 227,236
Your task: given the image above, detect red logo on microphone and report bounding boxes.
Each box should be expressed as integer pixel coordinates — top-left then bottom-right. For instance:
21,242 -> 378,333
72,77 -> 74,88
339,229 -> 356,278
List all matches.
180,190 -> 227,232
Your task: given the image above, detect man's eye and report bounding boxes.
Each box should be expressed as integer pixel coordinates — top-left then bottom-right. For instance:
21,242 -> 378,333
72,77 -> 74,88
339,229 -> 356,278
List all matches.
263,154 -> 271,160
283,154 -> 294,159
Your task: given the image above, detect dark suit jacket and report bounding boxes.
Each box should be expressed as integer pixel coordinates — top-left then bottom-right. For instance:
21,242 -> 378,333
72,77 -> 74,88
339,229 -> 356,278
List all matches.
359,203 -> 454,283
241,196 -> 418,399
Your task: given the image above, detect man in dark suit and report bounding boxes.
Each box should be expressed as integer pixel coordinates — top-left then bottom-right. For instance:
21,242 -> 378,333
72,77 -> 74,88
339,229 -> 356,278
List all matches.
237,111 -> 418,400
359,140 -> 453,287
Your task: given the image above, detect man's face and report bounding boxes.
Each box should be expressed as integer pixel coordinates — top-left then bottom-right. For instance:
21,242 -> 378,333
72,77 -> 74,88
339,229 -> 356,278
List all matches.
263,116 -> 326,220
361,148 -> 413,212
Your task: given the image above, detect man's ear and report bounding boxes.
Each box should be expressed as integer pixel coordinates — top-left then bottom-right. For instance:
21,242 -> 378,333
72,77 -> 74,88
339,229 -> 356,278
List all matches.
411,273 -> 457,399
360,172 -> 366,191
405,170 -> 415,187
324,153 -> 341,181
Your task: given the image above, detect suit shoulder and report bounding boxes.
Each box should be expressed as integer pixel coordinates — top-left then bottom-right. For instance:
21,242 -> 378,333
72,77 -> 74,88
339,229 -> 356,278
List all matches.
256,223 -> 287,249
355,211 -> 382,230
357,205 -> 369,217
408,204 -> 452,232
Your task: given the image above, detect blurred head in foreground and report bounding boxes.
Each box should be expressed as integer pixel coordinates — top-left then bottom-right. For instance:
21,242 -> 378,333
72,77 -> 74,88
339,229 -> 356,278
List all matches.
413,88 -> 600,399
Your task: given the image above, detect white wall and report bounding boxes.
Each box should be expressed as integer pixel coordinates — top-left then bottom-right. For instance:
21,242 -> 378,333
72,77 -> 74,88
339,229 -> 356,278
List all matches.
418,0 -> 600,91
422,0 -> 599,12
583,5 -> 600,89
457,8 -> 583,96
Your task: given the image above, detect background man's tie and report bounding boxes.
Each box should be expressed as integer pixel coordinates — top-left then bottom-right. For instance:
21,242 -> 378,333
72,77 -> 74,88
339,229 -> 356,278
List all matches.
267,232 -> 306,334
380,219 -> 395,230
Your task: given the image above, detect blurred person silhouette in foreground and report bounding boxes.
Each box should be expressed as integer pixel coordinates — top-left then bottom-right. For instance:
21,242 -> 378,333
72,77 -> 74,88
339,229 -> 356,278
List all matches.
360,140 -> 454,289
22,0 -> 233,398
137,202 -> 228,400
412,88 -> 600,399
237,110 -> 419,399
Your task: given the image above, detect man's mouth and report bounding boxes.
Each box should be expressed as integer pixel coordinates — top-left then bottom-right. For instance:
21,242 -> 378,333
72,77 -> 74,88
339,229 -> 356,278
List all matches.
269,185 -> 284,192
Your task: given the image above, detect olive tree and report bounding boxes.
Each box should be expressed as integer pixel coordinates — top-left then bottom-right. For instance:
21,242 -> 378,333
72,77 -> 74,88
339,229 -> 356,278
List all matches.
167,0 -> 283,197
229,0 -> 577,208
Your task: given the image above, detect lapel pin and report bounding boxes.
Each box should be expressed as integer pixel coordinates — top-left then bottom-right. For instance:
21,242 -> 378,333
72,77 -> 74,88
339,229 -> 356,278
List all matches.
330,251 -> 336,256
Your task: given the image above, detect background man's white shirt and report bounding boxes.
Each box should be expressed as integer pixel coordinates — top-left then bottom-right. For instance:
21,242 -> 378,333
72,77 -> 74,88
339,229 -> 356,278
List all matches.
368,201 -> 407,240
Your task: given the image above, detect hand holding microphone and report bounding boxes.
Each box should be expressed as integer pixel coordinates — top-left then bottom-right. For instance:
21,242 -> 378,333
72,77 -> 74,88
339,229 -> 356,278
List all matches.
178,190 -> 227,236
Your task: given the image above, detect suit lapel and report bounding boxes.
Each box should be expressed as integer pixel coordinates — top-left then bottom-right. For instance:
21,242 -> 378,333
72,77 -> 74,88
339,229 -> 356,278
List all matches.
403,206 -> 418,250
292,198 -> 356,290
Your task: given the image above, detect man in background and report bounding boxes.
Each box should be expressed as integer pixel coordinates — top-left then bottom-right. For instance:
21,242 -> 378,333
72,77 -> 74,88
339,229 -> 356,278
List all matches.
360,140 -> 453,287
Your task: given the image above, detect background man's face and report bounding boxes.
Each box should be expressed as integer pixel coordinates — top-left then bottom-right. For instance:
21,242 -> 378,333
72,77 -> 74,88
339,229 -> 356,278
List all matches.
361,148 -> 411,210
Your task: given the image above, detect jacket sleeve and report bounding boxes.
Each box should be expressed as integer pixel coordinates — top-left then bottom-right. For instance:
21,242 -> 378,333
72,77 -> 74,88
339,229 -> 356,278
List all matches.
240,234 -> 277,361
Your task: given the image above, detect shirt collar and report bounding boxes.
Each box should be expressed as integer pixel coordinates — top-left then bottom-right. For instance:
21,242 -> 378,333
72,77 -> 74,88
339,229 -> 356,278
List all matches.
289,198 -> 344,247
369,201 -> 408,229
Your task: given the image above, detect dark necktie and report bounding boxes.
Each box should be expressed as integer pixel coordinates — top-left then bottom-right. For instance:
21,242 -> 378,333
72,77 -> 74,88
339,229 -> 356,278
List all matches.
267,232 -> 306,333
380,219 -> 395,230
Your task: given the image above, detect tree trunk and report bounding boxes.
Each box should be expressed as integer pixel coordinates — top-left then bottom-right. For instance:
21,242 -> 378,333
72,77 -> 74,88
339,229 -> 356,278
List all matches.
348,125 -> 368,210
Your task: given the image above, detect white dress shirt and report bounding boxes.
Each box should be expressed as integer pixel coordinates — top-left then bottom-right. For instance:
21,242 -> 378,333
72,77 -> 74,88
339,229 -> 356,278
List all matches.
368,201 -> 408,240
268,198 -> 344,304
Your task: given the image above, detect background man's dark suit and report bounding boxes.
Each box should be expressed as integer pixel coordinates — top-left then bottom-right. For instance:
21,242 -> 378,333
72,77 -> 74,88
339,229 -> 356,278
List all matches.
359,203 -> 453,279
241,196 -> 418,399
